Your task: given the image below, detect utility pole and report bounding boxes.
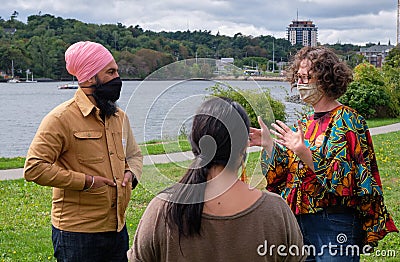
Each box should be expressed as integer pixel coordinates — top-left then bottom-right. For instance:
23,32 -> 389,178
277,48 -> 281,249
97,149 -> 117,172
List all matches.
272,37 -> 275,72
397,0 -> 400,46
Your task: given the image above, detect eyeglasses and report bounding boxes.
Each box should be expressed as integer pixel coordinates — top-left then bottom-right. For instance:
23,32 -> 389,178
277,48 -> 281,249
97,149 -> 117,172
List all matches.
295,73 -> 312,83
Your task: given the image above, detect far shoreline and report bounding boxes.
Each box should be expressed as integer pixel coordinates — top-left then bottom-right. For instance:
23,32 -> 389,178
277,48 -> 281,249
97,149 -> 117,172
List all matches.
212,75 -> 285,82
0,76 -> 286,83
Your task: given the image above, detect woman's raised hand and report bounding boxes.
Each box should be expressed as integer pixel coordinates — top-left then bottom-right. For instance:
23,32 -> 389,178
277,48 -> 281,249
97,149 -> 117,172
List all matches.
269,119 -> 313,169
270,120 -> 304,154
249,116 -> 274,155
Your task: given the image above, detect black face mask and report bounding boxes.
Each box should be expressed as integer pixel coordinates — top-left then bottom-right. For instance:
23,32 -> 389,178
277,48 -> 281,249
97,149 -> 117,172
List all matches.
82,77 -> 122,119
91,77 -> 122,102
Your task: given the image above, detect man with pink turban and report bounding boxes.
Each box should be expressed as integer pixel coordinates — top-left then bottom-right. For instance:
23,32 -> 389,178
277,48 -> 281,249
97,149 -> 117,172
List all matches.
24,41 -> 143,262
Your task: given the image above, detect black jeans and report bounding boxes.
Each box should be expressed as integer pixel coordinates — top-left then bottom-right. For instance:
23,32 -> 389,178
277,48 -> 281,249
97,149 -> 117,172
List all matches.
52,225 -> 129,262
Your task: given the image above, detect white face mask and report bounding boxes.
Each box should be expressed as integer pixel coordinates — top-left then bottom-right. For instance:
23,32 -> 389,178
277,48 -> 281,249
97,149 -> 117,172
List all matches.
297,83 -> 324,105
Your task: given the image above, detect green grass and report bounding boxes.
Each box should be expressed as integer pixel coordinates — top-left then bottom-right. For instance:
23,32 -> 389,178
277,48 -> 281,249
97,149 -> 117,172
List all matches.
139,139 -> 191,156
0,157 -> 26,170
1,119 -> 398,170
0,140 -> 192,170
359,132 -> 400,261
366,118 -> 400,128
1,131 -> 399,261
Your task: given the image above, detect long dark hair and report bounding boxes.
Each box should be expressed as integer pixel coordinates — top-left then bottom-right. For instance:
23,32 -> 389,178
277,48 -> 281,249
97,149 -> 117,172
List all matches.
164,96 -> 250,238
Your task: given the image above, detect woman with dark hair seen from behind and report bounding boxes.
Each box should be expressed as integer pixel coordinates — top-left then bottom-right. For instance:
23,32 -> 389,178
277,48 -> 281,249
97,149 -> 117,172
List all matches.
250,46 -> 398,261
127,97 -> 306,261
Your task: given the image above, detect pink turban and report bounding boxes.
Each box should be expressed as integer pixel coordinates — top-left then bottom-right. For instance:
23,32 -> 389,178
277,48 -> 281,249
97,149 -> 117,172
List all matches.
65,41 -> 114,83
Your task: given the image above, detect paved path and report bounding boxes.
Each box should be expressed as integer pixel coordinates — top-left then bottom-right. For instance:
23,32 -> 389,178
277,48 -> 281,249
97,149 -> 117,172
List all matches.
368,122 -> 400,135
0,146 -> 262,181
1,123 -> 399,181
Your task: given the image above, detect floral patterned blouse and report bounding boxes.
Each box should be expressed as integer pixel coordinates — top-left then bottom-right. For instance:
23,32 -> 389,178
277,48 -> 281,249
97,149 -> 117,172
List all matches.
261,105 -> 398,246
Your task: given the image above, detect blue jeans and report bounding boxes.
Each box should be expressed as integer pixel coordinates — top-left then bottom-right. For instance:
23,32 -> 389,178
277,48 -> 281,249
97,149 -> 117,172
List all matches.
296,210 -> 364,262
52,225 -> 129,262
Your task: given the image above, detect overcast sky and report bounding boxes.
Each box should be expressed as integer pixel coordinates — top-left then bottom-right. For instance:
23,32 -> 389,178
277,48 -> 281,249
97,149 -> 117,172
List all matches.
1,0 -> 397,46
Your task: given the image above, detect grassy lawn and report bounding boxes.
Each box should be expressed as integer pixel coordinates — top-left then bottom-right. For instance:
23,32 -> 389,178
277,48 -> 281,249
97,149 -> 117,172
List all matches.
0,157 -> 25,170
0,140 -> 192,170
139,138 -> 191,156
0,118 -> 398,170
366,117 -> 400,128
0,131 -> 399,261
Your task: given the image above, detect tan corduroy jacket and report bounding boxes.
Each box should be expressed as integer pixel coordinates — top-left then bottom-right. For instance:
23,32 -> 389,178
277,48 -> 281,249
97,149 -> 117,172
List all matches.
24,88 -> 143,233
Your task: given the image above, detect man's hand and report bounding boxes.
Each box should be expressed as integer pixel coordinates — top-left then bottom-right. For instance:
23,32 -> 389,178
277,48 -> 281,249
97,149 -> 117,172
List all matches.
122,170 -> 133,187
84,175 -> 116,191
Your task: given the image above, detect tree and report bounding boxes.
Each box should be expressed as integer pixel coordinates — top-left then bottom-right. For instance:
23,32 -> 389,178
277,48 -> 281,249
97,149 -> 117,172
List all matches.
27,36 -> 62,78
382,47 -> 400,116
340,63 -> 397,118
0,12 -> 363,81
11,11 -> 19,20
128,48 -> 174,79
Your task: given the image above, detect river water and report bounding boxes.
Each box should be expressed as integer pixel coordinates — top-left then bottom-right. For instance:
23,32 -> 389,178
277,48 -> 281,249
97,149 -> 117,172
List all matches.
0,80 -> 301,157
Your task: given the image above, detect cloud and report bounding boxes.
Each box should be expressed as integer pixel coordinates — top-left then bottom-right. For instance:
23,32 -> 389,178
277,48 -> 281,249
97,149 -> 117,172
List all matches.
0,0 -> 397,45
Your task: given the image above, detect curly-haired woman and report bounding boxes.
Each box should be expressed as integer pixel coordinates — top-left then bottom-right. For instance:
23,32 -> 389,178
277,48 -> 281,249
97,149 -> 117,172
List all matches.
250,46 -> 398,262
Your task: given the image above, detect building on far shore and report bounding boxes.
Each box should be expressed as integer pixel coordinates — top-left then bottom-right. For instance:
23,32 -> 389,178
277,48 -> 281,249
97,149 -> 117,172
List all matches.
287,20 -> 318,47
215,57 -> 235,75
359,44 -> 394,67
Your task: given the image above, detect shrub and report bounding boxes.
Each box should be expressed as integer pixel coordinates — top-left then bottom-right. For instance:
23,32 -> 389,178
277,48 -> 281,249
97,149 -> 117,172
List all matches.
207,83 -> 286,128
340,81 -> 393,118
382,47 -> 400,117
340,63 -> 397,118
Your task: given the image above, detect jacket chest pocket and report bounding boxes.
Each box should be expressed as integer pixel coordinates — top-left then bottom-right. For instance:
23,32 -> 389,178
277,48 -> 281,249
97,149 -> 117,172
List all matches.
74,131 -> 105,163
112,131 -> 126,161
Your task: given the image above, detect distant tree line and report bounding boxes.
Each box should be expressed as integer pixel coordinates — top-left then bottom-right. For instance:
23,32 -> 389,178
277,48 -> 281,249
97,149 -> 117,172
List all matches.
0,13 -> 366,80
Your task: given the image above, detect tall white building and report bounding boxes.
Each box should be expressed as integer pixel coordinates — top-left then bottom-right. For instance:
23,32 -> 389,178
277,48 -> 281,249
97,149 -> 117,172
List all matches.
287,20 -> 318,47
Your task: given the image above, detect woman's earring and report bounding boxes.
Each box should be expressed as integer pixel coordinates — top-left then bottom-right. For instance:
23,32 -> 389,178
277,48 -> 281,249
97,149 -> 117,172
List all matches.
240,159 -> 247,183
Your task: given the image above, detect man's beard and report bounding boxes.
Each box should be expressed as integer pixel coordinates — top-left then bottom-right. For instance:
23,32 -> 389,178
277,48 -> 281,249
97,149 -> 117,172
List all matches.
92,93 -> 118,118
